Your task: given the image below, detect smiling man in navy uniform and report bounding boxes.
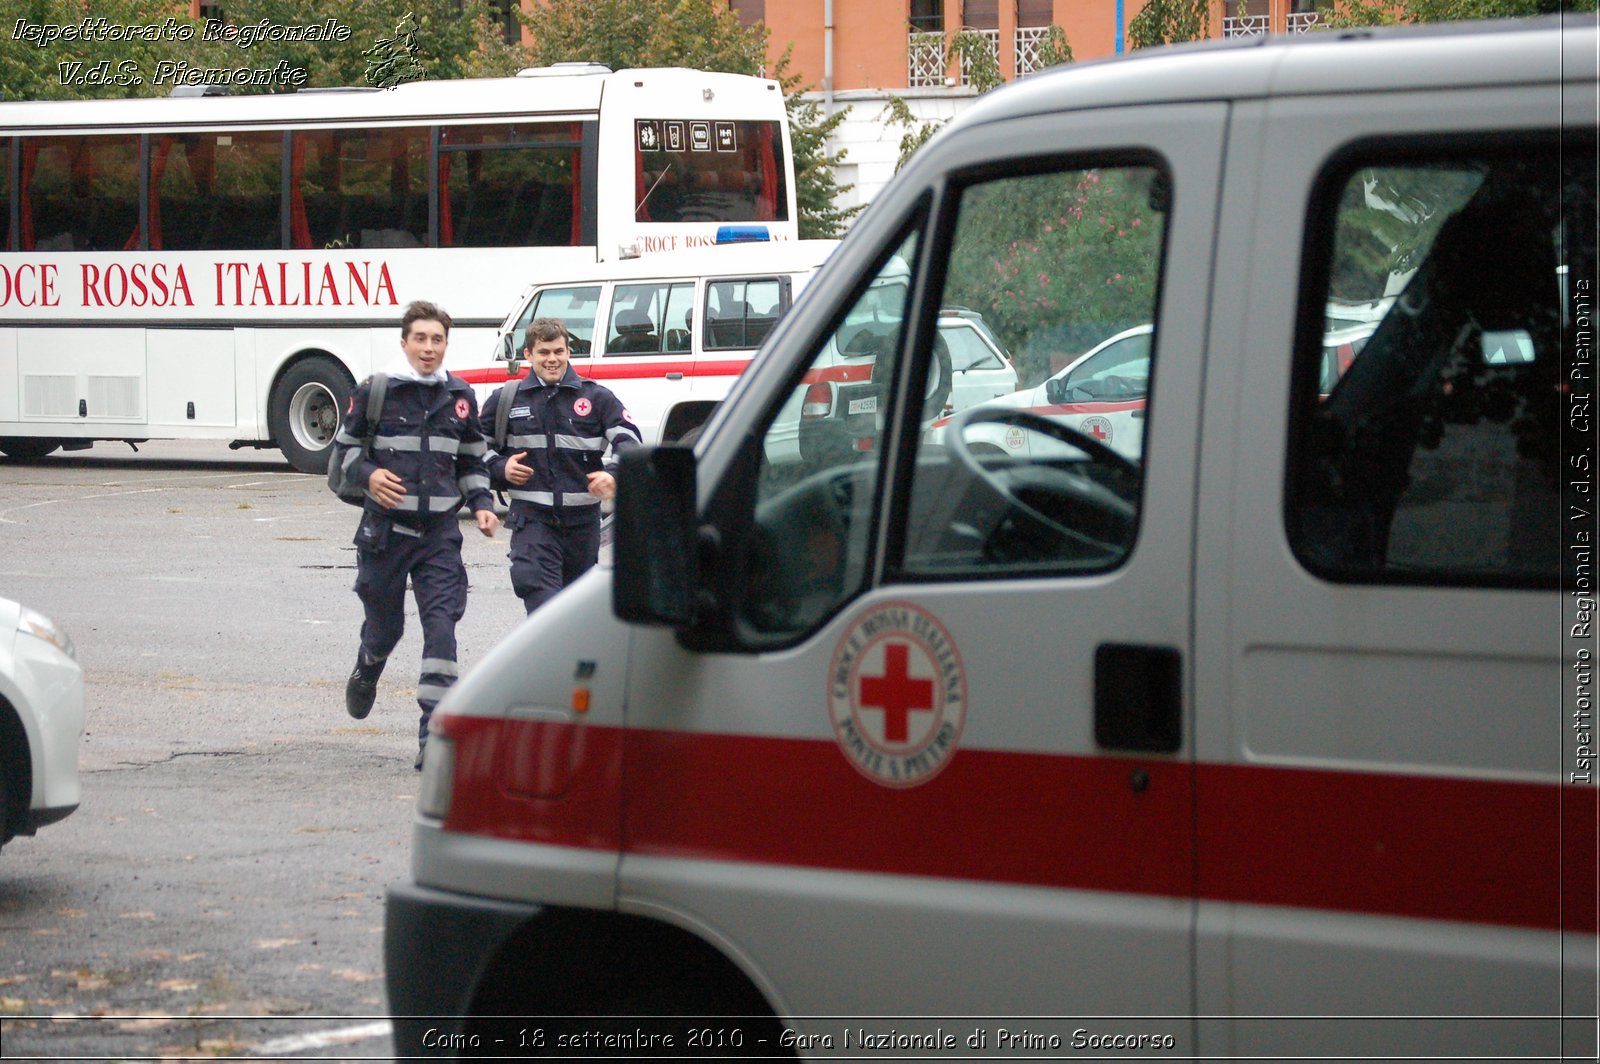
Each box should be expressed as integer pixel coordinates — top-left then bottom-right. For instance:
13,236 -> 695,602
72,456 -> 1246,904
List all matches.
481,317 -> 642,615
331,300 -> 499,769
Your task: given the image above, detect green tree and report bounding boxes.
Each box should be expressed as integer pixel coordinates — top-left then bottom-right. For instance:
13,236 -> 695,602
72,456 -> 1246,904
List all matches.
944,167 -> 1164,383
1326,0 -> 1592,26
0,0 -> 519,100
1126,0 -> 1213,49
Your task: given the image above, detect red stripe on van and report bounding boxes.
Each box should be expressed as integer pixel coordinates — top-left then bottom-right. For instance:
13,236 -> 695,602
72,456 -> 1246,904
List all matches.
439,716 -> 1598,934
454,359 -> 754,388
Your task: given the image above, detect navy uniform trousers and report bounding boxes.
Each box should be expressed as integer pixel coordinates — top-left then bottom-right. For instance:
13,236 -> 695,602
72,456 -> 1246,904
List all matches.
507,508 -> 602,615
352,512 -> 467,742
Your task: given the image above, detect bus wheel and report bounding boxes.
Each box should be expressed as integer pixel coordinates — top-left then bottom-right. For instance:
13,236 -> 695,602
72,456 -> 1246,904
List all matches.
270,357 -> 353,474
0,438 -> 61,460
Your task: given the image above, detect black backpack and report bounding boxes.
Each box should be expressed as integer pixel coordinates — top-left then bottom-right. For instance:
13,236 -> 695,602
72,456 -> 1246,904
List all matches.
327,373 -> 387,505
491,379 -> 516,451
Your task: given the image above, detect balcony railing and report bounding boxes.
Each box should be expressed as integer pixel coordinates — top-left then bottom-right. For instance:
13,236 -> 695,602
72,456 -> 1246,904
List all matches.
959,28 -> 1000,85
1015,25 -> 1053,77
1286,10 -> 1323,32
908,30 -> 946,87
1222,13 -> 1270,37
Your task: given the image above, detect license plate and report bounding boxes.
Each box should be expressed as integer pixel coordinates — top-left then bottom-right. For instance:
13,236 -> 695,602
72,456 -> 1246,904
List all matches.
847,395 -> 878,415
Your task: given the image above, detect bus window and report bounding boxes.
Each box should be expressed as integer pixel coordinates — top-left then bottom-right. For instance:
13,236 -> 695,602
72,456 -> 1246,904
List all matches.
153,131 -> 283,250
634,119 -> 787,224
291,127 -> 428,250
19,134 -> 139,252
1,137 -> 10,250
439,123 -> 585,248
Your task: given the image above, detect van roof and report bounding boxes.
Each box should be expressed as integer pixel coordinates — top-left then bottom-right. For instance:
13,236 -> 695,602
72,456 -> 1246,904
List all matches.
548,239 -> 842,285
943,15 -> 1588,139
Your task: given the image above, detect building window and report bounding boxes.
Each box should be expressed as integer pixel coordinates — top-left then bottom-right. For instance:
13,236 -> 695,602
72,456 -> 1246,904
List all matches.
963,0 -> 999,28
488,0 -> 520,44
729,0 -> 765,26
910,0 -> 944,32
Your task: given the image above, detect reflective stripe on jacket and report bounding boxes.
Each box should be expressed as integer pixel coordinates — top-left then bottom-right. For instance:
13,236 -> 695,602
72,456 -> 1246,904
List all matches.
331,373 -> 493,525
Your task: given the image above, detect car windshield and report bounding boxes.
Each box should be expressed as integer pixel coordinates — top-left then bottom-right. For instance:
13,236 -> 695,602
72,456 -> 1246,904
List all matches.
1059,333 -> 1151,400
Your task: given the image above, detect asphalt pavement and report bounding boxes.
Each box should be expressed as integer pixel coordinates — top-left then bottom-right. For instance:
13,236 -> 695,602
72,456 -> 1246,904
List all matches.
0,439 -> 528,1061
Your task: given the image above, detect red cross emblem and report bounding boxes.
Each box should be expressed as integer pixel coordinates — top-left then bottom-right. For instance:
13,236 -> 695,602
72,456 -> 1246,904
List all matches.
1082,415 -> 1112,443
455,398 -> 470,419
574,397 -> 593,416
859,643 -> 934,744
829,601 -> 967,788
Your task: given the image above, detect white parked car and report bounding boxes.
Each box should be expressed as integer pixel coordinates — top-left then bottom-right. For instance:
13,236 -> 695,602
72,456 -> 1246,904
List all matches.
0,597 -> 84,851
929,323 -> 1153,462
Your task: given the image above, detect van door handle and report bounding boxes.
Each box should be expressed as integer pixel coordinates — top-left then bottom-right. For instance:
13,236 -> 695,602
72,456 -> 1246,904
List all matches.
666,372 -> 684,380
1093,643 -> 1181,753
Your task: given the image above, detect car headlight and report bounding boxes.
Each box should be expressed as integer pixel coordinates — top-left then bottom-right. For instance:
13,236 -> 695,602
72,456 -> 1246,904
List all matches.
18,607 -> 75,660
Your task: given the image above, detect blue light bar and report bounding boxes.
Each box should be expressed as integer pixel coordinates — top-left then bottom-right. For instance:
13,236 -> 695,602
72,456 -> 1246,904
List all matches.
715,225 -> 771,244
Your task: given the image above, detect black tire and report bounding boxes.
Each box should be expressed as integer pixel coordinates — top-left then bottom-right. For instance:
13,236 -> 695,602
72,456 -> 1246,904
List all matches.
0,438 -> 62,461
269,356 -> 354,474
924,331 -> 954,422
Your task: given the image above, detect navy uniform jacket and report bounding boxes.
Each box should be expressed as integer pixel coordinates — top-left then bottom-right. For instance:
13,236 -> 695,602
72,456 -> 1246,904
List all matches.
480,367 -> 642,524
332,373 -> 494,527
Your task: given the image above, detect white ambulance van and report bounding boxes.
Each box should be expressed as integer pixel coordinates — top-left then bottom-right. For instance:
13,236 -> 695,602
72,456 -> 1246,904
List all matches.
466,239 -> 842,446
387,17 -> 1598,1059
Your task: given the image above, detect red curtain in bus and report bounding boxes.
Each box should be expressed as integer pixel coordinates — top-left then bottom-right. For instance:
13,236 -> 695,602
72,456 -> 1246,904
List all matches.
759,124 -> 777,222
634,134 -> 650,223
571,123 -> 582,245
289,135 -> 311,249
128,136 -> 174,250
18,141 -> 36,250
437,135 -> 453,246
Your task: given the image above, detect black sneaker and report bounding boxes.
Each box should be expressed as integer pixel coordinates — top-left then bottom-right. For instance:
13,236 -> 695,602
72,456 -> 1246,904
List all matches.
414,740 -> 427,772
345,664 -> 379,720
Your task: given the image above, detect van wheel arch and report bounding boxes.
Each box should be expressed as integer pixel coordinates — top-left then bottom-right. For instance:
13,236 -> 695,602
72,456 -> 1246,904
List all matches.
465,909 -> 792,1055
661,402 -> 718,445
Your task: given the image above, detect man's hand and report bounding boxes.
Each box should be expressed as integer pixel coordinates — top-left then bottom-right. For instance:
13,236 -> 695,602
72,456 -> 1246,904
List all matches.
504,451 -> 533,486
366,467 -> 406,509
587,470 -> 617,501
475,508 -> 500,538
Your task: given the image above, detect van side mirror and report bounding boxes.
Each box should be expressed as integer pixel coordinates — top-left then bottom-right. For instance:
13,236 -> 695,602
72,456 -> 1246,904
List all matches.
614,446 -> 697,626
1045,376 -> 1066,404
498,332 -> 524,375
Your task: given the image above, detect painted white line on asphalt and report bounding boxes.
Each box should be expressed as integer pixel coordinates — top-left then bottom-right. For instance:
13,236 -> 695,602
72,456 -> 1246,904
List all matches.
0,488 -> 164,523
250,1019 -> 393,1057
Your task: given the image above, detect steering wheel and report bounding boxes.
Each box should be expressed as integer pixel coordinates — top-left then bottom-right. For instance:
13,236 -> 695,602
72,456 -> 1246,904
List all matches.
944,406 -> 1140,554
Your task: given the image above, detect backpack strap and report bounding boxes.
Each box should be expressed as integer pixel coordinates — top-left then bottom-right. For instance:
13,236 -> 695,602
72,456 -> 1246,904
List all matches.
366,372 -> 387,439
493,379 -> 514,452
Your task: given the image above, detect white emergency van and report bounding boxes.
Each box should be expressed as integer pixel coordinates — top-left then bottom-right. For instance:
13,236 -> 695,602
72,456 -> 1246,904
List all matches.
386,17 -> 1598,1059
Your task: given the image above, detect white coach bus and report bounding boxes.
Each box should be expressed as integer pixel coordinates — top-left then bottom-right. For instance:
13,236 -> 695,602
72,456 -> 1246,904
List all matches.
0,66 -> 797,470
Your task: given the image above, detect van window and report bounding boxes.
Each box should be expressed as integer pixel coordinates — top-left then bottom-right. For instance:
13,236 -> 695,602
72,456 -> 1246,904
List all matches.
1287,138 -> 1593,587
605,281 -> 694,354
739,230 -> 921,640
706,277 -> 785,350
513,285 -> 599,355
902,163 -> 1169,577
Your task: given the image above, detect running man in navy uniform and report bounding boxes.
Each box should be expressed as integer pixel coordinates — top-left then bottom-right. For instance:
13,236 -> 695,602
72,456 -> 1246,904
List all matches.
331,301 -> 499,769
481,317 -> 642,615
